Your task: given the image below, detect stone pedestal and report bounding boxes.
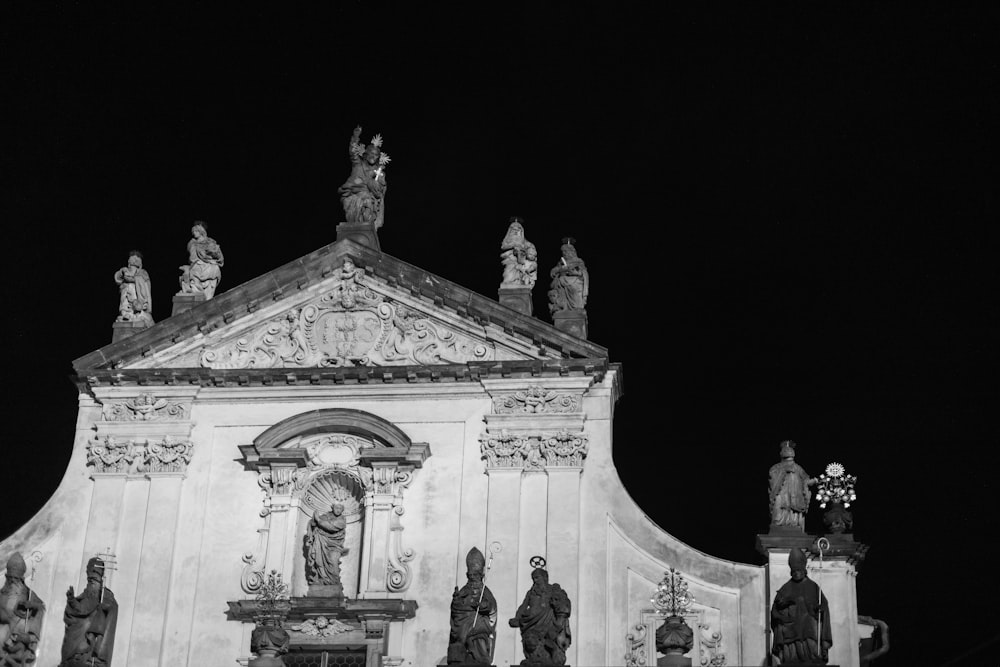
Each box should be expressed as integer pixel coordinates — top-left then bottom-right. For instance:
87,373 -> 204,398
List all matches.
172,292 -> 207,316
336,221 -> 381,251
307,584 -> 343,599
552,309 -> 587,339
498,286 -> 533,316
112,320 -> 151,342
657,655 -> 691,667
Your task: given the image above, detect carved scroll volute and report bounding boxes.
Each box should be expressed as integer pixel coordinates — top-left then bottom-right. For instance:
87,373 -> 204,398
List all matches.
363,462 -> 416,593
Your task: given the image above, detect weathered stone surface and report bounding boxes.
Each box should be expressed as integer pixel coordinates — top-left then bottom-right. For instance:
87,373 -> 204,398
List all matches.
177,221 -> 224,299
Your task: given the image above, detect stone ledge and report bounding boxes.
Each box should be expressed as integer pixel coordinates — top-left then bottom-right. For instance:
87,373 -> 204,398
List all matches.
76,358 -> 610,390
227,597 -> 417,622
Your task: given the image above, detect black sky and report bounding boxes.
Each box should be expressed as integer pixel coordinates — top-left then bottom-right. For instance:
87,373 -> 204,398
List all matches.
2,5 -> 997,665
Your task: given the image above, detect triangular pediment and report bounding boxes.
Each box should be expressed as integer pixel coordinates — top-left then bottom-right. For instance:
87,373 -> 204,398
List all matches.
73,240 -> 607,374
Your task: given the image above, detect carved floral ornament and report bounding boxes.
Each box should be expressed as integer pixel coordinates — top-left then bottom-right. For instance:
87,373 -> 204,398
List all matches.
87,435 -> 194,475
199,263 -> 491,369
480,429 -> 588,470
491,385 -> 582,414
101,392 -> 189,421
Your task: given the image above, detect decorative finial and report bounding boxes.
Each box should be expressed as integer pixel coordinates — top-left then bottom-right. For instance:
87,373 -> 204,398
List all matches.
816,462 -> 858,508
651,567 -> 695,616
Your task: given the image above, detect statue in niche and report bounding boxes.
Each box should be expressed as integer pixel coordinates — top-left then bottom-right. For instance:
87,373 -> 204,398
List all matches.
305,502 -> 348,596
338,126 -> 389,228
0,553 -> 45,666
448,547 -> 497,665
59,557 -> 118,667
770,548 -> 831,664
768,440 -> 817,531
547,238 -> 589,315
113,250 -> 153,325
177,221 -> 224,298
509,558 -> 571,665
500,217 -> 538,289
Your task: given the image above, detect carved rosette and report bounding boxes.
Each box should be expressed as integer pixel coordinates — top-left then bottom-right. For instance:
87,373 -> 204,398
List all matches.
87,436 -> 194,475
199,268 -> 493,368
492,386 -> 582,414
480,430 -> 588,471
101,392 -> 190,421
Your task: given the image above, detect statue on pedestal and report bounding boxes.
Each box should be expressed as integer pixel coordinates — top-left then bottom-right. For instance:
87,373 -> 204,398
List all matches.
509,557 -> 571,666
338,126 -> 389,228
0,553 -> 45,666
177,221 -> 224,298
448,547 -> 497,665
59,557 -> 117,667
770,548 -> 831,664
547,238 -> 588,315
305,503 -> 347,595
768,440 -> 817,531
114,251 -> 153,325
500,217 -> 538,289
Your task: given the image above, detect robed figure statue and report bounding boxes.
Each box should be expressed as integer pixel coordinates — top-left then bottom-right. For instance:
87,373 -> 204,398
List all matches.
0,553 -> 45,666
338,126 -> 389,229
113,251 -> 153,325
177,221 -> 224,298
448,547 -> 497,665
305,502 -> 348,596
770,548 -> 832,664
60,557 -> 118,667
509,563 -> 572,666
768,440 -> 817,531
547,239 -> 589,315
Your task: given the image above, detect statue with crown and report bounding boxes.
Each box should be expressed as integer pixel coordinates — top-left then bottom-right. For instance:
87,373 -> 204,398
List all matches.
0,553 -> 45,666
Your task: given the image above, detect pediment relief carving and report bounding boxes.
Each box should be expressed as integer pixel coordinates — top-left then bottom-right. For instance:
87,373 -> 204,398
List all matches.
198,268 -> 494,369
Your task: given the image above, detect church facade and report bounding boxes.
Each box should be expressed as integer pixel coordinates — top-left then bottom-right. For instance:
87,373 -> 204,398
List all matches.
0,225 -> 871,665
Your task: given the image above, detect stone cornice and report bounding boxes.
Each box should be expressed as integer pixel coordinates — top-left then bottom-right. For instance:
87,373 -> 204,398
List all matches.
73,358 -> 610,393
227,597 -> 417,623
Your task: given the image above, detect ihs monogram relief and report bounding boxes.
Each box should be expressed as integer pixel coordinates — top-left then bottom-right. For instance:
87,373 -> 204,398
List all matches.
101,393 -> 189,421
492,386 -> 582,414
199,265 -> 492,369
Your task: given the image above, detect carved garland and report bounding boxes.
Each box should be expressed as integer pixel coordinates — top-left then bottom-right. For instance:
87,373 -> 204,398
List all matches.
491,386 -> 581,414
87,436 -> 194,475
200,268 -> 492,368
480,430 -> 588,470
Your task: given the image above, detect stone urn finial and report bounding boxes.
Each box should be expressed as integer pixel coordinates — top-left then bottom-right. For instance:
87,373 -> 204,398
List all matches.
250,570 -> 290,667
651,568 -> 696,667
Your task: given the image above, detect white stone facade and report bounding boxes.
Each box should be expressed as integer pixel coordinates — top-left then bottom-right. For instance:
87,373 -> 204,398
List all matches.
1,246 -> 781,666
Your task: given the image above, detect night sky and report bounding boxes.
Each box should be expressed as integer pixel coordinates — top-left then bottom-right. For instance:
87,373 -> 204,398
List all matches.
3,5 -> 996,666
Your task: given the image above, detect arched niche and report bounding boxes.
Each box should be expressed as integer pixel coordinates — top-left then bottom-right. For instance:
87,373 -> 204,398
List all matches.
293,467 -> 367,598
237,409 -> 430,599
